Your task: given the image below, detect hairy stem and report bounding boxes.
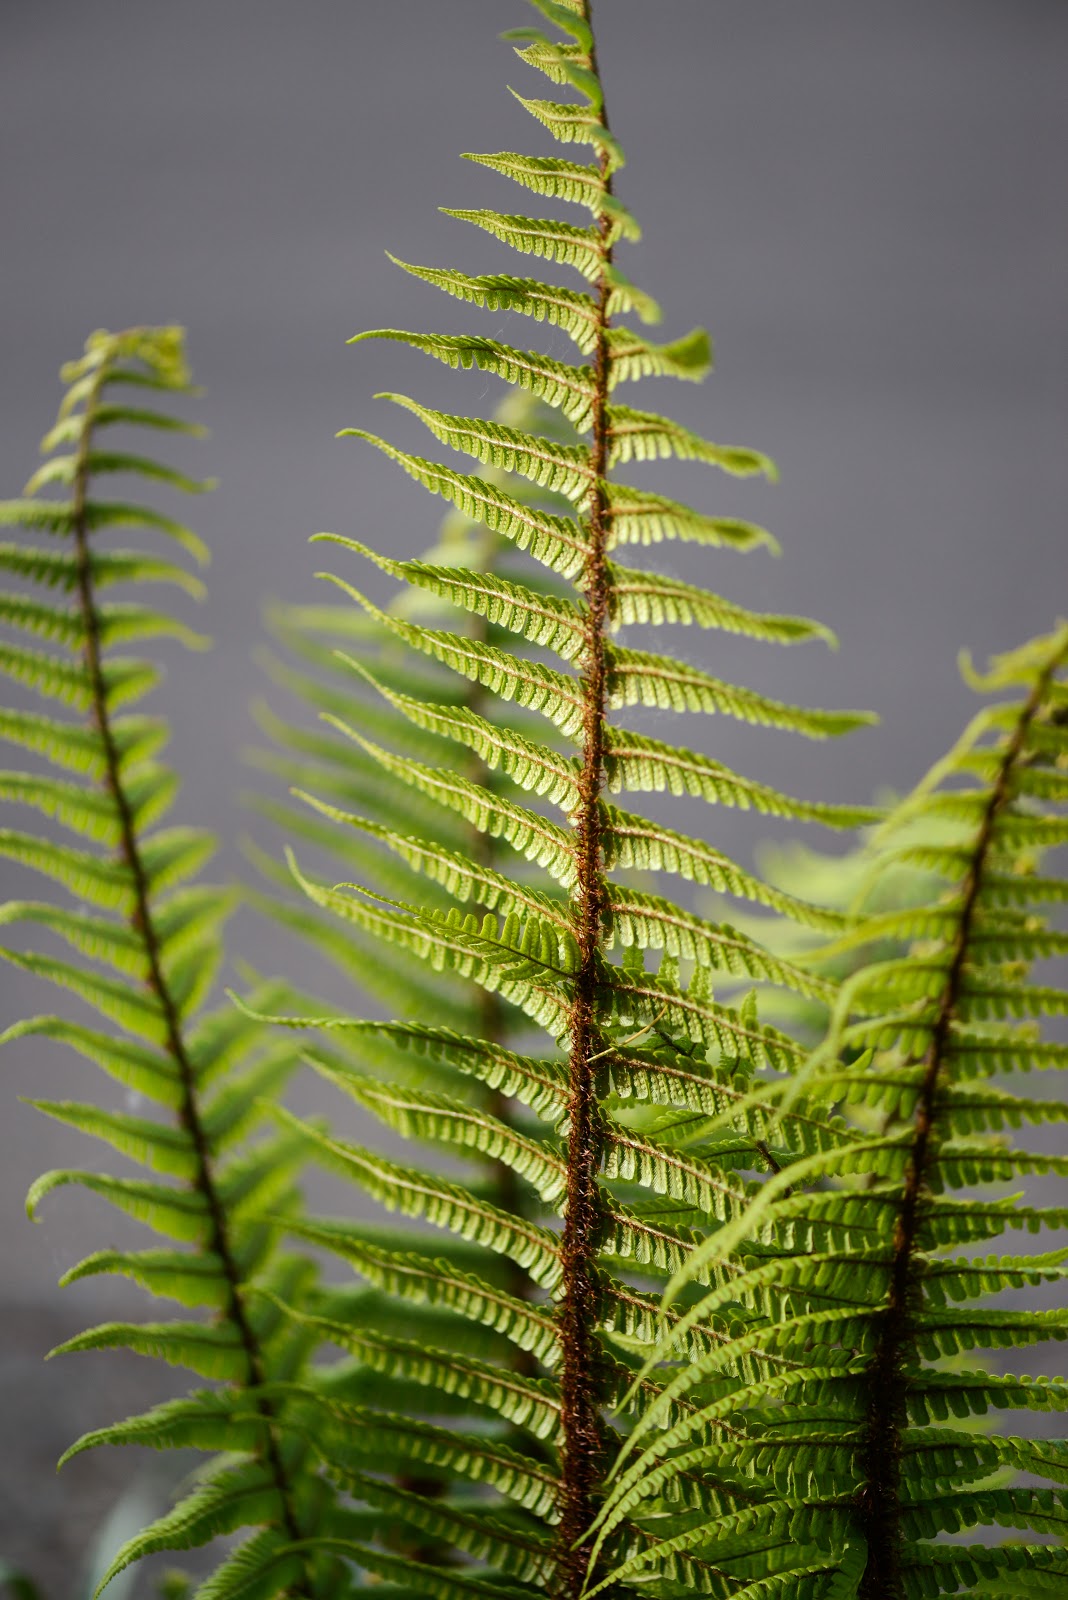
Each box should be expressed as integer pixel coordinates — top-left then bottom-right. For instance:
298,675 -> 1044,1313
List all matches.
68,340 -> 309,1580
856,654 -> 1061,1600
556,8 -> 616,1592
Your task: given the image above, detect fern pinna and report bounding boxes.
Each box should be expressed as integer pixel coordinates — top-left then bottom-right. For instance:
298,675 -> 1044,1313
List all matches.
594,625 -> 1068,1599
251,3 -> 880,1594
0,329 -> 344,1598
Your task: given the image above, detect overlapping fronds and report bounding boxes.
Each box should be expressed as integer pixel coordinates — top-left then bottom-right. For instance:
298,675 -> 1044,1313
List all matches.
598,624 -> 1068,1600
246,5 -> 880,1597
0,329 -> 345,1598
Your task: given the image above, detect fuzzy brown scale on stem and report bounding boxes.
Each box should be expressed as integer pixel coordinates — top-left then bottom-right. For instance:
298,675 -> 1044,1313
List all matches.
554,6 -> 620,1591
67,341 -> 310,1583
855,653 -> 1062,1600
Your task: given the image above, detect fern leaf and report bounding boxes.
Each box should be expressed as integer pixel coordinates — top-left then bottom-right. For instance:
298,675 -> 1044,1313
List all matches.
302,1534 -> 540,1600
384,257 -> 605,352
1,1014 -> 180,1104
313,1062 -> 568,1204
295,798 -> 571,931
463,150 -> 633,232
192,1533 -> 316,1600
27,1168 -> 210,1242
275,1108 -> 562,1289
349,329 -> 597,429
441,207 -> 604,279
608,559 -> 833,644
307,1396 -> 562,1522
59,1246 -> 231,1308
606,480 -> 775,553
328,662 -> 580,805
606,402 -> 777,477
607,642 -> 874,736
285,1302 -> 562,1439
283,1218 -> 560,1365
601,803 -> 846,928
337,429 -> 591,576
509,89 -> 625,171
318,1472 -> 554,1585
322,725 -> 578,882
50,1318 -> 247,1381
23,1098 -> 199,1179
88,1462 -> 283,1596
324,532 -> 589,656
603,726 -> 879,826
605,886 -> 833,998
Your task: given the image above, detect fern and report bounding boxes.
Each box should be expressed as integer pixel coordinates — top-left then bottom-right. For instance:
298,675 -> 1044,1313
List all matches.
8,6 -> 1063,1597
246,4 -> 882,1595
0,329 -> 345,1599
596,624 -> 1068,1598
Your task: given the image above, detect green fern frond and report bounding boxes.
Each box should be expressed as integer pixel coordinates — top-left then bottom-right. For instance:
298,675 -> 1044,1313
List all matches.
1,329 -> 343,1596
605,622 -> 1068,1599
237,6 -> 897,1594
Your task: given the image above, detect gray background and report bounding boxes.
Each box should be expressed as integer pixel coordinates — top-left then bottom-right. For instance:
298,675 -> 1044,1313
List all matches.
1,0 -> 1065,1591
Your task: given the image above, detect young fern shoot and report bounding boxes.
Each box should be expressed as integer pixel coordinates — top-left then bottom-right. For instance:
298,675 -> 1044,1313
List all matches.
0,330 -> 342,1600
260,3 -> 876,1595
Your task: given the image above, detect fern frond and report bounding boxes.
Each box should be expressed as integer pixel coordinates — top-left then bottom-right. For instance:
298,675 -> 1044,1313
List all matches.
605,622 -> 1068,1599
244,6 -> 887,1595
1,328 -> 337,1596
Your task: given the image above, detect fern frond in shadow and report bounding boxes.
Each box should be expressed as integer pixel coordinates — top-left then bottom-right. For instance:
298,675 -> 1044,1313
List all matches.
600,623 -> 1068,1599
0,329 -> 345,1600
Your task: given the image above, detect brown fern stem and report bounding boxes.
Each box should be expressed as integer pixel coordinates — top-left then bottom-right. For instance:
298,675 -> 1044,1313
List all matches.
856,655 -> 1060,1600
68,340 -> 309,1581
555,7 -> 617,1592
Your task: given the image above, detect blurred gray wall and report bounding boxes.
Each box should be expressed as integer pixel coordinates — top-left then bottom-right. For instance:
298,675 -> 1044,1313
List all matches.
0,0 -> 1065,1586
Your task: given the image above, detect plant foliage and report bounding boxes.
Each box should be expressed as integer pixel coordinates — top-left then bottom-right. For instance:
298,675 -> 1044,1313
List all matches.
593,625 -> 1068,1599
240,4 -> 905,1597
4,6 -> 1064,1600
0,329 -> 348,1598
